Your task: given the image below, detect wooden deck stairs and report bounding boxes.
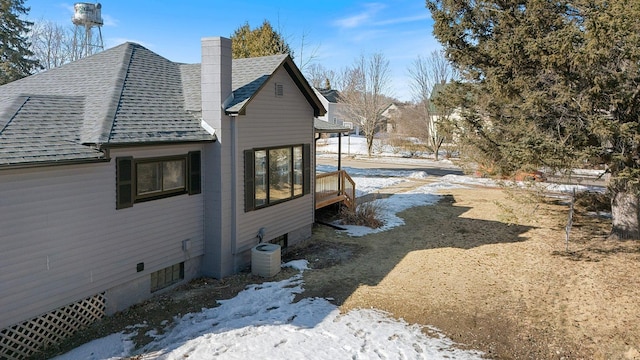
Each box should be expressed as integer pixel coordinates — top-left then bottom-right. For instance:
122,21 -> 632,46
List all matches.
315,170 -> 356,211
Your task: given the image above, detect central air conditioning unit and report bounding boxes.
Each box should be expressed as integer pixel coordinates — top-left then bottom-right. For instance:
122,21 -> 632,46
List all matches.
251,243 -> 281,277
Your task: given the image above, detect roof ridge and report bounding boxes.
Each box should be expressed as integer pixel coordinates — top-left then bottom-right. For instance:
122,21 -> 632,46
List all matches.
103,43 -> 137,144
71,42 -> 140,145
106,44 -> 213,144
233,53 -> 289,62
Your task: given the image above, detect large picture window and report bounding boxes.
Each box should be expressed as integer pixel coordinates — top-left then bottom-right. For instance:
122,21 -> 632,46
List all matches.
116,151 -> 201,209
244,144 -> 310,211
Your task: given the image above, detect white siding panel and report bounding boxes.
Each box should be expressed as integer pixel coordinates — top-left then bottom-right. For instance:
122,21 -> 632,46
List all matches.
0,144 -> 205,329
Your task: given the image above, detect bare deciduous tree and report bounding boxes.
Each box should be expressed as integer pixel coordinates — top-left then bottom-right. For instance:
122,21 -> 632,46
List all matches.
339,53 -> 392,156
305,63 -> 338,89
406,50 -> 456,160
295,30 -> 320,72
30,20 -> 74,70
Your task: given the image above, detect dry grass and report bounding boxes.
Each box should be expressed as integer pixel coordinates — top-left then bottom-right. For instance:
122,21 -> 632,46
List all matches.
304,187 -> 640,359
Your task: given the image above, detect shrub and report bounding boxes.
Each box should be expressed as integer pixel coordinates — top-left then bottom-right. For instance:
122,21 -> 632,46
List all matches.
387,137 -> 422,157
574,191 -> 611,213
339,200 -> 384,228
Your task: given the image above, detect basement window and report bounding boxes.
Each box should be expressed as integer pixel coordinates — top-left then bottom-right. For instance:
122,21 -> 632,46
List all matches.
150,262 -> 184,292
271,234 -> 288,249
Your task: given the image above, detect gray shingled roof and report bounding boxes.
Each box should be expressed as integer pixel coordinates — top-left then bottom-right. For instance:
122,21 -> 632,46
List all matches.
316,88 -> 341,103
314,119 -> 350,133
109,45 -> 211,143
227,54 -> 288,113
0,43 -> 323,168
178,54 -> 324,117
0,43 -> 213,167
179,64 -> 201,113
0,43 -> 130,149
0,95 -> 104,166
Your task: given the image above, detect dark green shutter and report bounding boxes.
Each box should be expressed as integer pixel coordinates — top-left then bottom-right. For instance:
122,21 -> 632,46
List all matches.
188,151 -> 201,195
116,157 -> 134,209
303,143 -> 311,195
244,149 -> 255,211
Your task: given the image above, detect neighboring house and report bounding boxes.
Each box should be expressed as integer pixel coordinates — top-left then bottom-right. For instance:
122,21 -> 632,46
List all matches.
381,102 -> 400,133
313,88 -> 353,132
0,37 -> 324,358
428,81 -> 461,144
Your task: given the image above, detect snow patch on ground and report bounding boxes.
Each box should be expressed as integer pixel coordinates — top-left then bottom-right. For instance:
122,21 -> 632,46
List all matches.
55,271 -> 484,360
281,259 -> 309,271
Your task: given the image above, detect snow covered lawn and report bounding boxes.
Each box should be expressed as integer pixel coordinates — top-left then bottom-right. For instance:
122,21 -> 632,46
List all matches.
55,261 -> 484,360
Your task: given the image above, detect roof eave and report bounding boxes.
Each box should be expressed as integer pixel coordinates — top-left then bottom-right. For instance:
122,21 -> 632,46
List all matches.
98,137 -> 216,149
282,59 -> 326,117
0,156 -> 109,170
313,119 -> 351,134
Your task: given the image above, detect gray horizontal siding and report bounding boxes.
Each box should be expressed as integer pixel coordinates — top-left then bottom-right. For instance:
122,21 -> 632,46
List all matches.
236,197 -> 313,252
234,67 -> 315,254
0,144 -> 205,329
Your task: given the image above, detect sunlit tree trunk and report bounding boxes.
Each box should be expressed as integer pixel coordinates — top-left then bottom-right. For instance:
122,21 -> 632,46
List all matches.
610,190 -> 640,240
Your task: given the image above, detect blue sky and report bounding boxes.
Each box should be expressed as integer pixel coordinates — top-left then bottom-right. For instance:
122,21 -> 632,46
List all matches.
25,0 -> 440,101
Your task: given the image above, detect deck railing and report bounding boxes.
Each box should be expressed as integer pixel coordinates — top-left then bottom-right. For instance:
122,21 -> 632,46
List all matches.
315,170 -> 356,210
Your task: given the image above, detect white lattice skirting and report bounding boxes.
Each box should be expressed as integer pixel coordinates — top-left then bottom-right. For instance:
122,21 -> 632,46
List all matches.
0,293 -> 106,360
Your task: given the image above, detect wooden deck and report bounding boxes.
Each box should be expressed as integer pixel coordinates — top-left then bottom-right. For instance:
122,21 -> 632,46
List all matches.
315,170 -> 356,210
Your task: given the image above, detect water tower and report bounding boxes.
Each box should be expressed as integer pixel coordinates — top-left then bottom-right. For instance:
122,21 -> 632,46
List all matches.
72,2 -> 104,58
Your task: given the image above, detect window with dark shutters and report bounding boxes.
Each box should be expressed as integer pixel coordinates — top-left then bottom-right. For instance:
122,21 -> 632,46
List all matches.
116,151 -> 201,209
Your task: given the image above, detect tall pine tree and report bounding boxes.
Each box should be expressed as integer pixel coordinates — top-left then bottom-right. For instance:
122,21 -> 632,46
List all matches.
0,0 -> 40,85
427,0 -> 640,239
230,20 -> 292,59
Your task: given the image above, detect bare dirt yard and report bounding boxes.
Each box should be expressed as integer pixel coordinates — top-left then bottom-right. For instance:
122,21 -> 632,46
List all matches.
306,187 -> 640,359
37,185 -> 640,360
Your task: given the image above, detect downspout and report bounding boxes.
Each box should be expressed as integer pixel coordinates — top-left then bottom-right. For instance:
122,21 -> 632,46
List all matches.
231,114 -> 237,257
313,132 -> 319,212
